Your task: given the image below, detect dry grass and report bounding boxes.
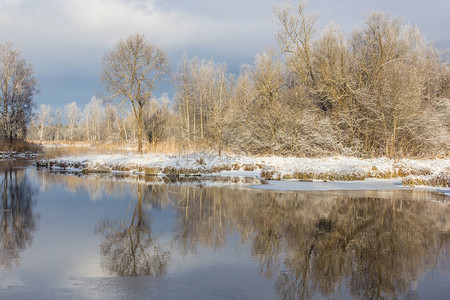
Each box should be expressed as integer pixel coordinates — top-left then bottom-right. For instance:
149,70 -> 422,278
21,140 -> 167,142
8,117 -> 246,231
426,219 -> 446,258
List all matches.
260,165 -> 443,183
403,174 -> 450,187
37,139 -> 231,158
147,140 -> 183,153
0,138 -> 42,153
260,170 -> 367,181
39,142 -> 132,159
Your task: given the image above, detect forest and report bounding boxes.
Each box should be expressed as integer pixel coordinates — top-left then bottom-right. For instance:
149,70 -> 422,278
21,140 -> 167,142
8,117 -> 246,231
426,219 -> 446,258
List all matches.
3,2 -> 449,158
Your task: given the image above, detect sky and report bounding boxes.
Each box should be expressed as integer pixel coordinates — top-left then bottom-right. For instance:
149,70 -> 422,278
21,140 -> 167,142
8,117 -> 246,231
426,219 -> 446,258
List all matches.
0,0 -> 449,109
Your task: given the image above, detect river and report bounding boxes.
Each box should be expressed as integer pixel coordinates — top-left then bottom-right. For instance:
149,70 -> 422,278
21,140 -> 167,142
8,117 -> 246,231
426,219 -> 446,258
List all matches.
1,162 -> 449,299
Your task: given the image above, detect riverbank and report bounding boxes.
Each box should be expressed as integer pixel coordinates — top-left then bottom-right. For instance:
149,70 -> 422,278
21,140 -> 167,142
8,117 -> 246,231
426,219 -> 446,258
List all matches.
0,151 -> 38,160
35,152 -> 450,188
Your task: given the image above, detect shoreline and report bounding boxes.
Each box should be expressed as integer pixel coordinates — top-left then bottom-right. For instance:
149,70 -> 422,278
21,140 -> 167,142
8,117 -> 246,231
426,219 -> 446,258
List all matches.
248,178 -> 450,198
33,152 -> 450,192
32,167 -> 450,198
0,151 -> 38,159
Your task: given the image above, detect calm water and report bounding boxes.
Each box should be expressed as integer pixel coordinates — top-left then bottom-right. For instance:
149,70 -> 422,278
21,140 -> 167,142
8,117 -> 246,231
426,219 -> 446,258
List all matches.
1,163 -> 450,299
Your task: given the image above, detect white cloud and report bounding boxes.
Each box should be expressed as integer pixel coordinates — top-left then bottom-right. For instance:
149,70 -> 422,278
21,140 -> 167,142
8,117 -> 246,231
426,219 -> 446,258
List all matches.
0,0 -> 273,53
0,0 -> 276,106
0,0 -> 448,107
0,0 -> 275,76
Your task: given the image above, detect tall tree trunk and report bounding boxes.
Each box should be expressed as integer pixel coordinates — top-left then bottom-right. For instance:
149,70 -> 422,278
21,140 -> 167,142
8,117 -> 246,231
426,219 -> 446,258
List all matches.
123,119 -> 128,142
137,108 -> 143,153
39,120 -> 44,141
185,101 -> 190,142
200,102 -> 204,141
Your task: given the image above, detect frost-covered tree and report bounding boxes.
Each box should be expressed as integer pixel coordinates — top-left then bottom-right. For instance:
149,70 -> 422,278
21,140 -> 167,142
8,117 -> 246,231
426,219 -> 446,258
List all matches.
273,1 -> 449,157
64,101 -> 81,141
102,34 -> 169,153
0,42 -> 38,140
174,56 -> 233,153
83,96 -> 103,142
35,104 -> 53,141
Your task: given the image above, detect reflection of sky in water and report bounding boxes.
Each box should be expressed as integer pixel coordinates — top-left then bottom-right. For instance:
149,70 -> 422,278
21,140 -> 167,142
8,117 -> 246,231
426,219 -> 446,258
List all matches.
0,167 -> 449,299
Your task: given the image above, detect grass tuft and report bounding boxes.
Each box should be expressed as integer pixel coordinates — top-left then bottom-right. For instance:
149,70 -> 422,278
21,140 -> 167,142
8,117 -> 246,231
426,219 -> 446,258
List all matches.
403,174 -> 449,187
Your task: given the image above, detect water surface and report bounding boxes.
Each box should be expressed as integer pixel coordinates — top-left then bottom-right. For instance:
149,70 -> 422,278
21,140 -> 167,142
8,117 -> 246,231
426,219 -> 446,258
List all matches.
1,164 -> 449,299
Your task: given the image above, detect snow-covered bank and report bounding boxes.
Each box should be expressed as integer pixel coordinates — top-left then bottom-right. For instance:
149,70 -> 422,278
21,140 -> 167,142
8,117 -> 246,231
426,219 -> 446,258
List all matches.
35,153 -> 450,188
0,151 -> 38,160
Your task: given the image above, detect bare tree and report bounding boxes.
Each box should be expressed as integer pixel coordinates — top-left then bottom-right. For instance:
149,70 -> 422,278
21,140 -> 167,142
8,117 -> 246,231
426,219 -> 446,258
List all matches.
274,1 -> 332,110
0,42 -> 38,140
143,93 -> 173,147
349,12 -> 449,157
174,56 -> 233,153
83,96 -> 103,142
64,102 -> 81,141
102,34 -> 169,153
36,104 -> 53,142
174,54 -> 194,145
53,108 -> 62,141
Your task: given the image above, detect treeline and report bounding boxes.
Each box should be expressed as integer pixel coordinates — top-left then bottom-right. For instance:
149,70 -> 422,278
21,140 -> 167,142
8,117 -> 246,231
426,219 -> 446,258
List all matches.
30,3 -> 450,157
28,95 -> 172,146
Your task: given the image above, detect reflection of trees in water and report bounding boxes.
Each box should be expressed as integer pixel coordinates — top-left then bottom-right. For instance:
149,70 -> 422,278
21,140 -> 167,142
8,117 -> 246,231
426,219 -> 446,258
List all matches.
37,171 -> 450,297
36,172 -> 138,201
0,168 -> 39,269
273,197 -> 449,299
35,171 -> 261,202
96,184 -> 169,276
166,186 -> 450,299
170,186 -> 227,257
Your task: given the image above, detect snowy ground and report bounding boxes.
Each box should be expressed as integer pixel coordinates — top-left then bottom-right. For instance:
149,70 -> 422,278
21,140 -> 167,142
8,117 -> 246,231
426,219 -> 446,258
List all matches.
0,151 -> 38,159
35,152 -> 450,191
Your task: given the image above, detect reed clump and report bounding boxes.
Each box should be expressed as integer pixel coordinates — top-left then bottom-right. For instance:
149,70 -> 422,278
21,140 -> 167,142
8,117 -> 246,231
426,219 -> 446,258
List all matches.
403,174 -> 449,187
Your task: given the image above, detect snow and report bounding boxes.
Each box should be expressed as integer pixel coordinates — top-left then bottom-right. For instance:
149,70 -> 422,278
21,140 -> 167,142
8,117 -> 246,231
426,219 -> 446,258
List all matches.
0,151 -> 37,159
40,153 -> 450,175
36,152 -> 450,193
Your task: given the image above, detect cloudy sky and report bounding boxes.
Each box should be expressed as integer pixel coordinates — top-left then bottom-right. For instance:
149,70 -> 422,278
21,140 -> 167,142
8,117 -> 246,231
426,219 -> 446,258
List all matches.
1,0 -> 449,108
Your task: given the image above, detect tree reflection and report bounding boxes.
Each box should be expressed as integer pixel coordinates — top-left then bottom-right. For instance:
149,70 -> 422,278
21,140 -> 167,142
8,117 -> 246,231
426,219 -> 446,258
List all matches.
96,184 -> 169,276
0,167 -> 39,269
166,186 -> 450,299
38,170 -> 450,298
263,194 -> 450,300
171,186 -> 227,257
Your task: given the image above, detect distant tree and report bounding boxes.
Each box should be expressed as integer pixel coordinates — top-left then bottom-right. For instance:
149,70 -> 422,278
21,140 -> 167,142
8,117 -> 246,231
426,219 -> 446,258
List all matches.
64,102 -> 81,141
104,103 -> 120,143
174,56 -> 232,153
53,108 -> 62,141
36,104 -> 53,141
102,34 -> 169,153
83,96 -> 103,142
0,42 -> 38,140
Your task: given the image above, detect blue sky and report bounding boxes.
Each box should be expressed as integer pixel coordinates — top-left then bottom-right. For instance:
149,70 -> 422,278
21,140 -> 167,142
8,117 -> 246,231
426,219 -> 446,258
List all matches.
1,0 -> 449,108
